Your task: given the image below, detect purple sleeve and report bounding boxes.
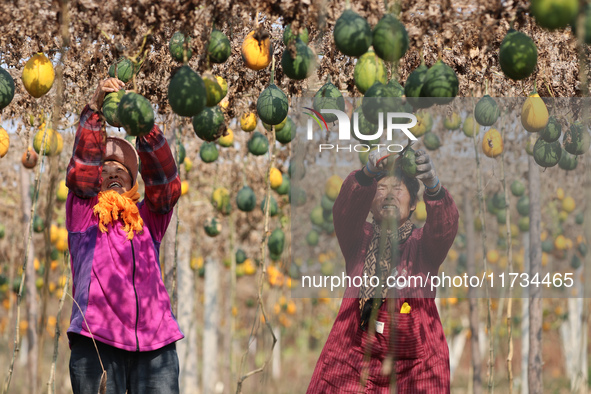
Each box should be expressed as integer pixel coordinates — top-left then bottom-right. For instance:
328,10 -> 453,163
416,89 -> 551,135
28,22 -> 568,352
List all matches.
66,191 -> 99,233
138,200 -> 174,244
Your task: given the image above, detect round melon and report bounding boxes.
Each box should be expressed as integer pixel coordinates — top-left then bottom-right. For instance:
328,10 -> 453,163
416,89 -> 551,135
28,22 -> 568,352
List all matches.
499,30 -> 538,80
306,229 -> 320,246
263,116 -> 287,132
169,32 -> 192,62
353,50 -> 387,94
200,142 -> 219,163
33,216 -> 44,233
108,57 -> 136,83
423,132 -> 441,150
563,122 -> 591,155
474,95 -> 501,126
257,84 -> 289,125
533,137 -> 562,167
361,82 -> 398,125
283,24 -> 309,45
531,0 -> 578,31
420,60 -> 459,105
540,116 -> 561,142
333,9 -> 372,57
289,186 -> 307,206
404,64 -> 431,109
192,105 -> 225,141
204,217 -> 222,237
33,127 -> 58,156
208,29 -> 231,64
462,116 -> 480,137
372,14 -> 409,62
248,132 -> 269,155
321,194 -> 335,211
102,89 -> 126,127
558,148 -> 578,171
387,79 -> 404,97
177,142 -> 186,164
511,180 -> 525,197
203,74 -> 228,107
0,68 -> 15,111
517,196 -> 530,216
289,160 -> 306,180
117,92 -> 155,136
237,186 -> 257,212
313,78 -> 345,123
168,65 -> 206,117
236,249 -> 247,265
281,39 -> 316,80
399,148 -> 417,177
444,112 -> 462,130
275,117 -> 296,144
276,176 -> 290,195
268,228 -> 285,256
260,196 -> 278,216
492,192 -> 506,210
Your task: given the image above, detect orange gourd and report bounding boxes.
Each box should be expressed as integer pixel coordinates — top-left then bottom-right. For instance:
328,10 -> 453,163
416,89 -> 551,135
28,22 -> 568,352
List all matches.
482,128 -> 504,158
241,30 -> 273,71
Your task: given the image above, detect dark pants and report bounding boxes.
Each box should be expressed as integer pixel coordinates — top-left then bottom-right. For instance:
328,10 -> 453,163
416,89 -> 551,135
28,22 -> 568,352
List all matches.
69,334 -> 180,394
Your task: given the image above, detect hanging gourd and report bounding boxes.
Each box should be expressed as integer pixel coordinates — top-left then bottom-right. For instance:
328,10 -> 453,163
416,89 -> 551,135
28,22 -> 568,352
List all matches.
242,29 -> 273,71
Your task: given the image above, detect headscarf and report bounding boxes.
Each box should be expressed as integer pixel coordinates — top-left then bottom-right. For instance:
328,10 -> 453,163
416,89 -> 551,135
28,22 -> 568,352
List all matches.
359,219 -> 415,329
93,182 -> 143,240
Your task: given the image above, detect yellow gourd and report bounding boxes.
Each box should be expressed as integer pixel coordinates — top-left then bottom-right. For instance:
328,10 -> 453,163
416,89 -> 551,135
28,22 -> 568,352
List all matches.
22,53 -> 55,98
414,200 -> 427,221
482,128 -> 504,158
241,30 -> 273,71
521,91 -> 548,132
270,167 -> 283,189
240,112 -> 257,132
0,127 -> 9,158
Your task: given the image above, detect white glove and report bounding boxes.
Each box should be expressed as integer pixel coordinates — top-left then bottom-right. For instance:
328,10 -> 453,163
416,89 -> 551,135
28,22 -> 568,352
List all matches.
414,150 -> 439,189
365,150 -> 390,177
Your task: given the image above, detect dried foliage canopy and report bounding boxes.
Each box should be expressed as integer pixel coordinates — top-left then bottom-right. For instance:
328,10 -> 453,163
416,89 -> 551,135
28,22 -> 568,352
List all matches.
0,0 -> 584,129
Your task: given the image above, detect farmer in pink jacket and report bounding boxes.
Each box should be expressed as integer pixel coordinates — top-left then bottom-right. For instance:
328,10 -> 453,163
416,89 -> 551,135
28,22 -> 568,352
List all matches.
66,77 -> 183,393
307,150 -> 459,393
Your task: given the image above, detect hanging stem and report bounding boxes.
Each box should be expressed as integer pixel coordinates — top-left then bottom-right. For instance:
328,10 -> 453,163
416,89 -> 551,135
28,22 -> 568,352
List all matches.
470,96 -> 494,393
46,257 -> 71,394
498,109 -> 514,394
236,122 -> 278,394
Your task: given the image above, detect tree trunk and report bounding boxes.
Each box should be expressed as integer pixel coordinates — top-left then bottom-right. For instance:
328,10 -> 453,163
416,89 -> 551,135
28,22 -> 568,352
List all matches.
176,231 -> 198,394
527,157 -> 542,394
464,190 -> 482,394
20,166 -> 38,394
203,257 -> 219,394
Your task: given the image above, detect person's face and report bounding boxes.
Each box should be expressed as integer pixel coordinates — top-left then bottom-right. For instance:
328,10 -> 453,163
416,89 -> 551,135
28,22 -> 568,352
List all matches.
101,161 -> 132,194
370,176 -> 416,224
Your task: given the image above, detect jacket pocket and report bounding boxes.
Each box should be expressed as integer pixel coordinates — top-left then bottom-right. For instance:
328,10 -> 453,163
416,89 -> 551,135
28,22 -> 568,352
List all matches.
355,308 -> 425,361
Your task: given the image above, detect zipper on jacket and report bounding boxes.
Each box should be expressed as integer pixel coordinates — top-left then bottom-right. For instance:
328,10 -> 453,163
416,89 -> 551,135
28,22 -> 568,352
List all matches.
131,239 -> 140,352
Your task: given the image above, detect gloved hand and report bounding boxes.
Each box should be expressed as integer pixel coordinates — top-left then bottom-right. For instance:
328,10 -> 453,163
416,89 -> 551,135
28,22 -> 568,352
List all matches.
364,150 -> 390,177
414,150 -> 439,189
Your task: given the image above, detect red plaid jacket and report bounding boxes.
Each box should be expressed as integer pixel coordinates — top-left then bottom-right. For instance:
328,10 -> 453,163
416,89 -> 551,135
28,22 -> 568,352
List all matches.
66,105 -> 181,213
307,170 -> 459,394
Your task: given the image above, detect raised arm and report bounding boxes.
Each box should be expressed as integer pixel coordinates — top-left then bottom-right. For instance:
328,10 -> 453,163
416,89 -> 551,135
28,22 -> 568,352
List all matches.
413,150 -> 459,270
332,170 -> 377,262
420,187 -> 459,269
136,127 -> 181,214
66,78 -> 125,198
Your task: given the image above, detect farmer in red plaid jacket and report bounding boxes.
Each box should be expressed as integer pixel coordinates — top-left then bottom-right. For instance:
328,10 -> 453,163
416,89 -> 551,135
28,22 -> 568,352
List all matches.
307,149 -> 459,393
66,78 -> 183,394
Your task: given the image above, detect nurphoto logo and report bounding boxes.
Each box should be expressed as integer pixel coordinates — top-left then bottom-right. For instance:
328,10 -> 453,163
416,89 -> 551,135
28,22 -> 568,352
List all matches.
304,108 -> 418,152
